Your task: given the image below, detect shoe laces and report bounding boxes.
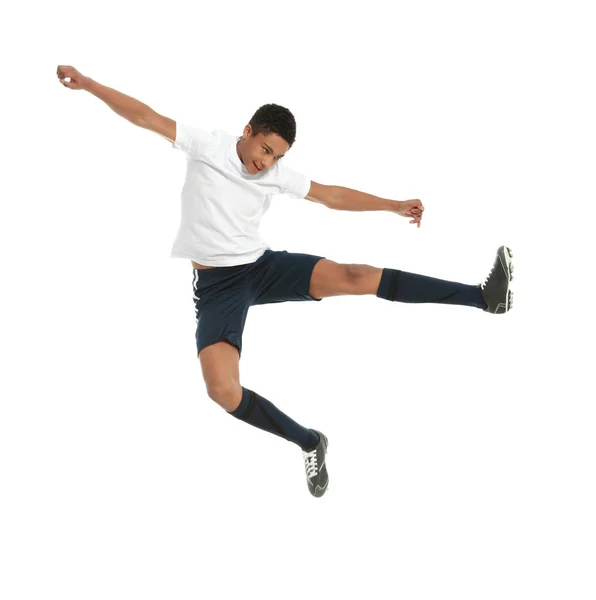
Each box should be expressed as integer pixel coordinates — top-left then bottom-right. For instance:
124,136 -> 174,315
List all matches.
302,449 -> 318,478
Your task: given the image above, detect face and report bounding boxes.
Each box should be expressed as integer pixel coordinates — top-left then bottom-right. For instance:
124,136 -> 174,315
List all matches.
236,124 -> 289,174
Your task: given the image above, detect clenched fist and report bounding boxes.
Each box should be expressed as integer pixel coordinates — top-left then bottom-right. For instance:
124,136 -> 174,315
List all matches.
394,199 -> 425,228
56,65 -> 90,90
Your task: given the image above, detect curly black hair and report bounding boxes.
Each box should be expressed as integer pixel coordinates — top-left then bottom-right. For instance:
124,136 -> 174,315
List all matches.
248,103 -> 297,148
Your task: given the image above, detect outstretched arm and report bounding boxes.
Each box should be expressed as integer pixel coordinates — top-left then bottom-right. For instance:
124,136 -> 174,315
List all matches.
306,181 -> 425,227
57,65 -> 154,126
85,78 -> 154,125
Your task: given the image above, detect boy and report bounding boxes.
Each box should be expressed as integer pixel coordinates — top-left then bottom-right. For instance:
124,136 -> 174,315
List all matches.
57,65 -> 514,498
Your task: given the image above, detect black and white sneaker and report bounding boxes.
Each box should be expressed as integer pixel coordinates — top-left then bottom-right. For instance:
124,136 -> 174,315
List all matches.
480,246 -> 514,314
302,430 -> 329,497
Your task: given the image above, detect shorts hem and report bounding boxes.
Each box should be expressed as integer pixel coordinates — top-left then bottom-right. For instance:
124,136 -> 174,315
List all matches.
304,256 -> 326,301
197,337 -> 242,359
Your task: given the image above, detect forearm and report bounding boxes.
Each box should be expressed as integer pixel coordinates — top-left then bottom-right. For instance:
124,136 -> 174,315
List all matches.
84,78 -> 154,125
331,186 -> 399,212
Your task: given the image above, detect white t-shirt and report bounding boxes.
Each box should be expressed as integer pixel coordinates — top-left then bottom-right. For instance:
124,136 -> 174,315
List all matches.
171,123 -> 311,267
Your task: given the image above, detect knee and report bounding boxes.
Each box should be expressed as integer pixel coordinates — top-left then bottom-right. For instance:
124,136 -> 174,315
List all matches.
207,382 -> 243,412
346,263 -> 366,281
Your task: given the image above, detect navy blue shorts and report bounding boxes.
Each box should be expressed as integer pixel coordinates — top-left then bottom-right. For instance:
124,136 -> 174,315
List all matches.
191,249 -> 326,359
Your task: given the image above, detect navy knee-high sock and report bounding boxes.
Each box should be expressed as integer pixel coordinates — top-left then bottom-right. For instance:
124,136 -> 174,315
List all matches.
229,387 -> 320,452
376,268 -> 487,308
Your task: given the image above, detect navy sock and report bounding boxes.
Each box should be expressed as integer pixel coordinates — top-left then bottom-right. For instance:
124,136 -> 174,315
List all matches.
229,387 -> 320,451
376,268 -> 487,309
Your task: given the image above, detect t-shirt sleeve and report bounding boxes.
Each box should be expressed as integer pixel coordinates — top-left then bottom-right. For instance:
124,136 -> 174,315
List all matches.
172,122 -> 214,158
279,163 -> 311,200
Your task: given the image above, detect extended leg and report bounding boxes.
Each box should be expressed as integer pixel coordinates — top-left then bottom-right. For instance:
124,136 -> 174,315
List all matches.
309,259 -> 382,299
308,247 -> 513,312
375,268 -> 487,308
375,246 -> 514,312
309,258 -> 486,308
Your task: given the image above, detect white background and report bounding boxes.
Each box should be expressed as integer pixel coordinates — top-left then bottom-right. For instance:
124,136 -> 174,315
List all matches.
1,1 -> 595,598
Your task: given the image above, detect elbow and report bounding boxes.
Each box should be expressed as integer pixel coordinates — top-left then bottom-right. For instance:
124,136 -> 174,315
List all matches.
326,186 -> 341,209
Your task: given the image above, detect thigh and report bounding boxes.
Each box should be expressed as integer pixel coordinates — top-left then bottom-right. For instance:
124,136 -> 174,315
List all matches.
249,249 -> 326,305
199,340 -> 240,394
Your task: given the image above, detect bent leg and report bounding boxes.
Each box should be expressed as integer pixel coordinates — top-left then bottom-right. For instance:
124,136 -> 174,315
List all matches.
199,341 -> 319,451
199,340 -> 242,411
230,387 -> 320,451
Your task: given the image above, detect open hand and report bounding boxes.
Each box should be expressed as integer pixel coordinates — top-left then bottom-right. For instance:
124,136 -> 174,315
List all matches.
56,65 -> 90,90
396,199 -> 425,228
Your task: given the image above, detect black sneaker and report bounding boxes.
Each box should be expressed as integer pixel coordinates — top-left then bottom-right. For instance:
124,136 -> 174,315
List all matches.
480,246 -> 514,314
302,430 -> 329,497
